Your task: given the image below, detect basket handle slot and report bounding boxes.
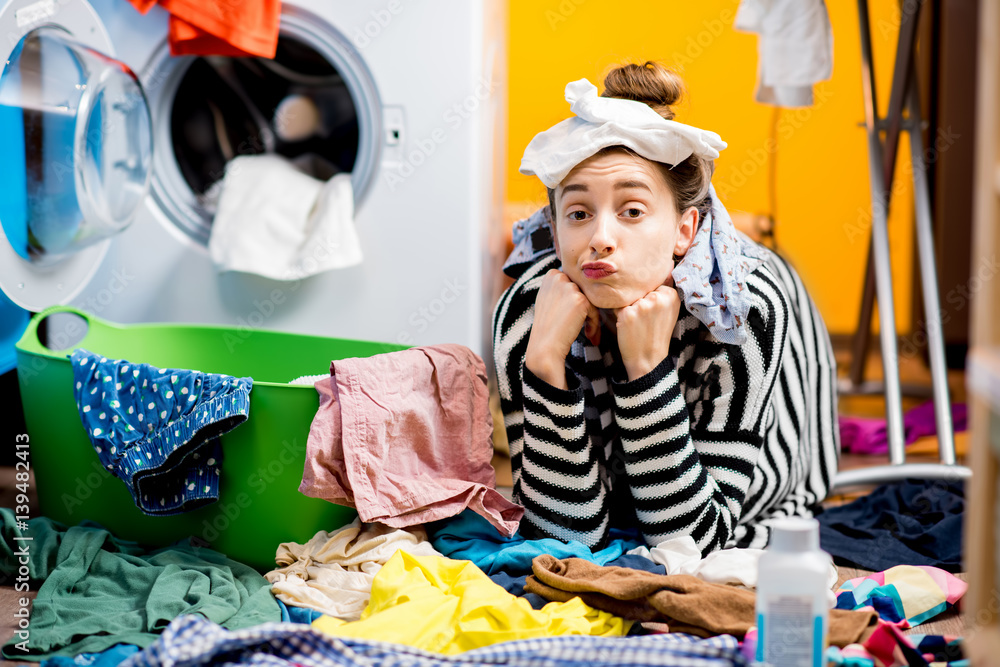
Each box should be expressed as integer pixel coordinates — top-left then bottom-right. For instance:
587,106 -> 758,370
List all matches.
31,307 -> 93,352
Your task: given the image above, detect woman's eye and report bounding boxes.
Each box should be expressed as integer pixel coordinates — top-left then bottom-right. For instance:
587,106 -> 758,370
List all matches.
569,210 -> 588,221
624,208 -> 643,219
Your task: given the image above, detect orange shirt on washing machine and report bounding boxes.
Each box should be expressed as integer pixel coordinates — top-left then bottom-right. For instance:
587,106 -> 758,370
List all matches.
127,0 -> 280,59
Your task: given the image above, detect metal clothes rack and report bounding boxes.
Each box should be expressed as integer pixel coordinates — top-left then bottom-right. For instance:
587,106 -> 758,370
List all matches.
833,0 -> 971,489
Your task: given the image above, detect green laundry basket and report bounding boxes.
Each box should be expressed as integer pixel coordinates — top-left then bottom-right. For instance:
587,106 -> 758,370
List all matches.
15,305 -> 407,572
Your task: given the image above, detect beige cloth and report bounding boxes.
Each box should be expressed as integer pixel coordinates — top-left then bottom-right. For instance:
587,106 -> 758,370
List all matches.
265,518 -> 441,621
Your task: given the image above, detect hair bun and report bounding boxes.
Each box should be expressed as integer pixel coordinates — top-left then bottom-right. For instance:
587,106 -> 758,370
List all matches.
601,61 -> 684,120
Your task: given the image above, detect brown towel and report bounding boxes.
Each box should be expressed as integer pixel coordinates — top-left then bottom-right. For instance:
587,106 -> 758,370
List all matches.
524,554 -> 878,646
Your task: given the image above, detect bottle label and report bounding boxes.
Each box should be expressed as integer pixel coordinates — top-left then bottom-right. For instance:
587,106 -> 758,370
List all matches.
756,595 -> 823,667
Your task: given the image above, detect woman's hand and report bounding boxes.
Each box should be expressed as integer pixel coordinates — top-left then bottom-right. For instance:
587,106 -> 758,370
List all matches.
615,278 -> 681,382
525,269 -> 600,389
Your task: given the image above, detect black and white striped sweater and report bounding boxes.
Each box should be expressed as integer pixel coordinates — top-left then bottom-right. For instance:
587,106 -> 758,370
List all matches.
493,249 -> 839,554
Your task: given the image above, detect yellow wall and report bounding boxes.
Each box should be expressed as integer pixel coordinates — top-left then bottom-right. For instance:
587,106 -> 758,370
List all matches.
506,0 -> 915,335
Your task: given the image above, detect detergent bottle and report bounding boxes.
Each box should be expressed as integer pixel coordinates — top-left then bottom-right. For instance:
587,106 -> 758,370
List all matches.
755,517 -> 830,667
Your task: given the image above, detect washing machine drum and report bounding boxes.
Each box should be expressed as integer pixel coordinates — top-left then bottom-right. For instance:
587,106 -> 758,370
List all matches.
147,25 -> 380,248
170,40 -> 360,208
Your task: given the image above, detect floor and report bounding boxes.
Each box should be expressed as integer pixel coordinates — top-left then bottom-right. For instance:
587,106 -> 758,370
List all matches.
0,341 -> 970,664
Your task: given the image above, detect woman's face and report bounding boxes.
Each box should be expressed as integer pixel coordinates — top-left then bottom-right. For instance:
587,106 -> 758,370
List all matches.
553,151 -> 697,309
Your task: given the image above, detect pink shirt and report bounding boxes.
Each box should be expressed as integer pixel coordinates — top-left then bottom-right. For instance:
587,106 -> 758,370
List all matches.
301,344 -> 523,536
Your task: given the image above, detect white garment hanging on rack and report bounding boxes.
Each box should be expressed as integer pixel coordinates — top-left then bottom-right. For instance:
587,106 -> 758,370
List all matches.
735,0 -> 834,107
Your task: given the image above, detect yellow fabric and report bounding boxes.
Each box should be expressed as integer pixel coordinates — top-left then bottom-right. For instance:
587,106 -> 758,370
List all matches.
311,551 -> 631,654
882,565 -> 943,622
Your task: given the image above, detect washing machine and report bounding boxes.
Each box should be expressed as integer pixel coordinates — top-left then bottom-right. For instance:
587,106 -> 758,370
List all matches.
0,0 -> 507,361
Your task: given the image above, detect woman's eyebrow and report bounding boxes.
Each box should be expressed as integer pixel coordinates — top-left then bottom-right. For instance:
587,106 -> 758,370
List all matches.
561,183 -> 588,194
613,180 -> 652,192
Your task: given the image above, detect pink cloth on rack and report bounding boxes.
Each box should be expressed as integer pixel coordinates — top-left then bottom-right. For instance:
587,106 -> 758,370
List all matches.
839,401 -> 968,455
300,344 -> 523,536
838,415 -> 888,455
904,401 -> 967,443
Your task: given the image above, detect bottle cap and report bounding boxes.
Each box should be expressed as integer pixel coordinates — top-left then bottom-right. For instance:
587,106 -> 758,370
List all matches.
769,517 -> 820,552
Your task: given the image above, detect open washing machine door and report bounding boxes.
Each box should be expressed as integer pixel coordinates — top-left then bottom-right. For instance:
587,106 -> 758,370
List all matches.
0,0 -> 152,311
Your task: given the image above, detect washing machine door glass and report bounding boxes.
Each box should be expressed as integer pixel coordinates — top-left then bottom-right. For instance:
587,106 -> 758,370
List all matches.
0,27 -> 152,265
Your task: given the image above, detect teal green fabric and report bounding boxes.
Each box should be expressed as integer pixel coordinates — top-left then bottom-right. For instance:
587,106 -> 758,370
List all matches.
0,508 -> 280,661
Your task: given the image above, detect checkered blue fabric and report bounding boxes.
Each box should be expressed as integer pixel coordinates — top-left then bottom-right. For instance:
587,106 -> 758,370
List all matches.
120,615 -> 746,667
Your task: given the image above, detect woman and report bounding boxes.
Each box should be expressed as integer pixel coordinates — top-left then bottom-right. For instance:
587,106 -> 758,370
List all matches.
493,62 -> 839,555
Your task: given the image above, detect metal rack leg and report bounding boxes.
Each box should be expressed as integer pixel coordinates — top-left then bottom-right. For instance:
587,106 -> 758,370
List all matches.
832,0 -> 970,491
906,77 -> 957,464
856,0 -> 906,463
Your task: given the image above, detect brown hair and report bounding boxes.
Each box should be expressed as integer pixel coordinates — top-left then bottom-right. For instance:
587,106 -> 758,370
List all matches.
547,61 -> 715,225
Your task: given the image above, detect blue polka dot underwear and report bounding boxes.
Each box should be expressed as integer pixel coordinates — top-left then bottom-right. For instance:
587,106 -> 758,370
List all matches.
71,348 -> 252,516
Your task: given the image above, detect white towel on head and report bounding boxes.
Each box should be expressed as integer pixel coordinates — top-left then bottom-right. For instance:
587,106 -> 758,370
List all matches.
209,154 -> 362,281
519,78 -> 727,189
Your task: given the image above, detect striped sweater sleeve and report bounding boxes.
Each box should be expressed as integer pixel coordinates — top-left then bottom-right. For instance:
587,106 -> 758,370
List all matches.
611,269 -> 789,555
493,256 -> 611,546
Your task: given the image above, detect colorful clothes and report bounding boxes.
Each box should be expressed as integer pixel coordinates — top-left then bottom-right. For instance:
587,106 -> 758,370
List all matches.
836,565 -> 967,627
832,623 -> 966,667
311,552 -> 630,654
72,349 -> 251,515
428,509 -> 643,576
822,565 -> 969,667
265,519 -> 441,622
121,614 -> 746,667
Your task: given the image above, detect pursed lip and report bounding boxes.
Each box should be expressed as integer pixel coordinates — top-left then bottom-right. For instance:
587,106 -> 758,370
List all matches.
581,261 -> 617,279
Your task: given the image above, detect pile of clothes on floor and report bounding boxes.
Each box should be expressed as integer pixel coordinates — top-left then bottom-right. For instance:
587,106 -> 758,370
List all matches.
7,342 -> 971,666
0,476 -> 969,667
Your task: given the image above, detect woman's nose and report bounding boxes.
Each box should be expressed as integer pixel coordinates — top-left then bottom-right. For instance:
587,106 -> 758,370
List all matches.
589,213 -> 617,255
